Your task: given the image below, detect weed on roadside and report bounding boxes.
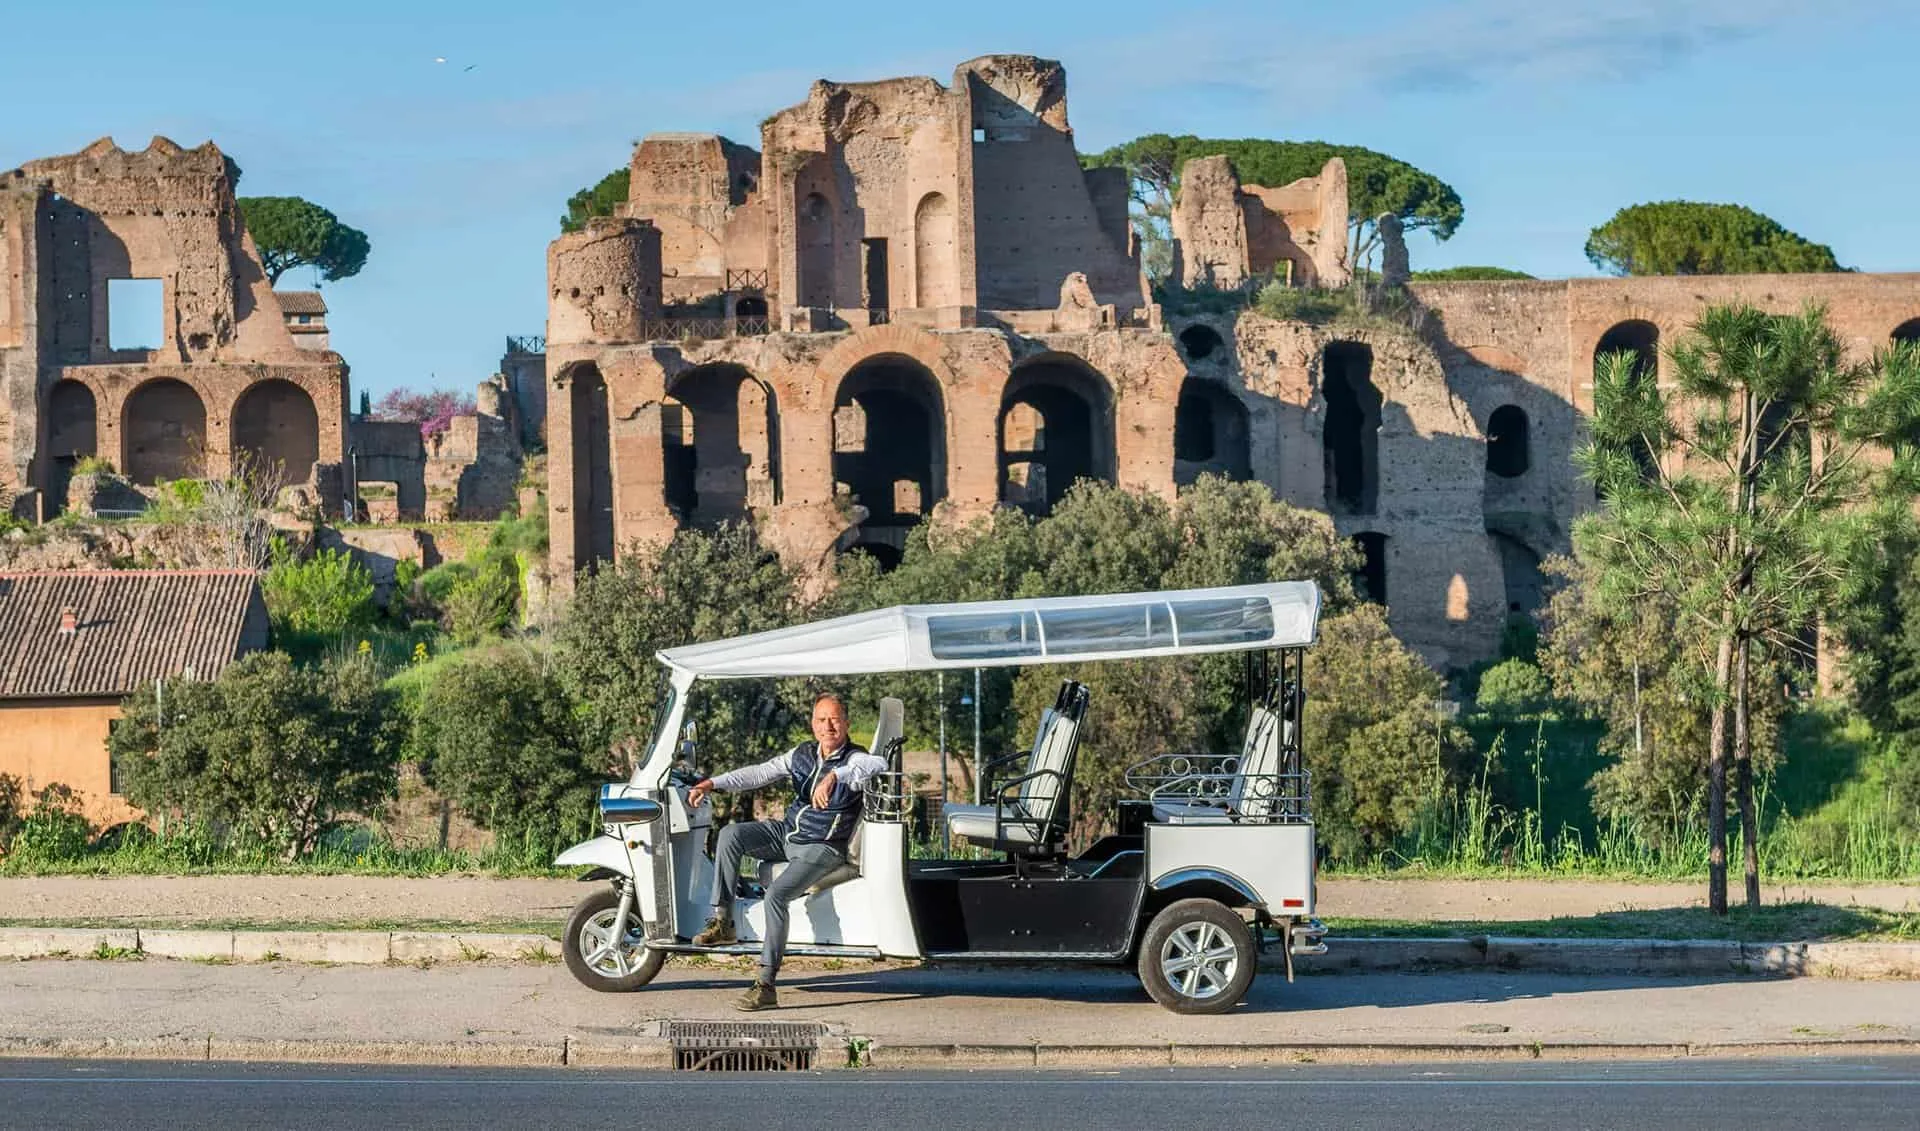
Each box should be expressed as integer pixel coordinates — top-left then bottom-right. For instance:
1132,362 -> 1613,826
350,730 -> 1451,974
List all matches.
89,942 -> 141,961
845,1037 -> 873,1068
516,944 -> 558,964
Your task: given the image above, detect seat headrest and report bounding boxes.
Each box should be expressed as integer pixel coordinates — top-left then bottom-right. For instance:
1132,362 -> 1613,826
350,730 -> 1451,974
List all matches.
871,696 -> 904,755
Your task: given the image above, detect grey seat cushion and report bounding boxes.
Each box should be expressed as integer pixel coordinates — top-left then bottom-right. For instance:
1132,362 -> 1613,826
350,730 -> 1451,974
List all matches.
944,801 -> 1048,846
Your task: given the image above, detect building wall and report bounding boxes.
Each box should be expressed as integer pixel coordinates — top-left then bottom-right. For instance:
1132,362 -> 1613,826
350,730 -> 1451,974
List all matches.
0,698 -> 140,828
0,138 -> 349,512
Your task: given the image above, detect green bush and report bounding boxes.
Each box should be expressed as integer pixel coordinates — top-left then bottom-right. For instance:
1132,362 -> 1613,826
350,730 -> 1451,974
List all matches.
0,772 -> 24,852
263,543 -> 377,642
72,455 -> 116,477
415,645 -> 596,840
1475,659 -> 1556,721
110,652 -> 402,859
10,783 -> 94,863
1252,281 -> 1352,325
445,556 -> 519,644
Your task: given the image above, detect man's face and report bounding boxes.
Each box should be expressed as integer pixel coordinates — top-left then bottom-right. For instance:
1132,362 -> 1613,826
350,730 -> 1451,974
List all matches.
811,698 -> 849,750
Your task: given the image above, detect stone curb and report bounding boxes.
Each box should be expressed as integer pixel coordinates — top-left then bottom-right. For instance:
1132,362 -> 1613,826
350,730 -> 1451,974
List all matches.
2,928 -> 1918,979
4,1034 -> 1919,1071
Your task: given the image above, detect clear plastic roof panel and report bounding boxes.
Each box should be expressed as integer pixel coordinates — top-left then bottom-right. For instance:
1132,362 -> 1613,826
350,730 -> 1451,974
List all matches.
658,581 -> 1320,680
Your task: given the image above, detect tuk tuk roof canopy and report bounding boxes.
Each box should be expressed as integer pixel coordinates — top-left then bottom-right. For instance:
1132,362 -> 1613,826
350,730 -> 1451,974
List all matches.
657,581 -> 1321,680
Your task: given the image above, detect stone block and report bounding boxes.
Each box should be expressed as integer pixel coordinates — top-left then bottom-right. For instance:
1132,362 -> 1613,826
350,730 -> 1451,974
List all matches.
139,929 -> 235,961
0,927 -> 139,958
231,930 -> 390,964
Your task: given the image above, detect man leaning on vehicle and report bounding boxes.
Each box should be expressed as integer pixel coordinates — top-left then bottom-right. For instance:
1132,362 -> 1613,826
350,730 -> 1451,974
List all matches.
686,693 -> 886,1011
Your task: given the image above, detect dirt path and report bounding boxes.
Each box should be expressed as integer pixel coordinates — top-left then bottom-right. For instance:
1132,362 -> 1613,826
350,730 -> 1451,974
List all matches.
1,874 -> 1914,927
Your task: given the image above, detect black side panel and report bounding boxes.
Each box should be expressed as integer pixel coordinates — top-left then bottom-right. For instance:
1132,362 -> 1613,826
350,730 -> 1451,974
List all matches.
909,875 -> 1142,955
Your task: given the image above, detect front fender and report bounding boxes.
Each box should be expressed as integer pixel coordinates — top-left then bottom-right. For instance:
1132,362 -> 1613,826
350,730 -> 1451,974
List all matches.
555,835 -> 634,878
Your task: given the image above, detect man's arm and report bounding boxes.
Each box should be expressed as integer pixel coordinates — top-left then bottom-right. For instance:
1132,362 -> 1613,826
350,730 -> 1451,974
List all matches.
831,751 -> 891,792
688,749 -> 793,806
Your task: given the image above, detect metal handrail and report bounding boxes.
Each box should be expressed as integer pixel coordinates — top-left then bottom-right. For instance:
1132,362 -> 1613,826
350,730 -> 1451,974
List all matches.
1123,751 -> 1312,824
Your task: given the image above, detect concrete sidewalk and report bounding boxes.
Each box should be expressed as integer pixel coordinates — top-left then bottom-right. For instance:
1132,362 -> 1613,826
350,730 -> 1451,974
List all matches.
3,959 -> 1918,1068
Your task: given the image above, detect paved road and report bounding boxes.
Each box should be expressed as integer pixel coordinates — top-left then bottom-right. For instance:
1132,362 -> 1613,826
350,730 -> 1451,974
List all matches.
2,1058 -> 1916,1130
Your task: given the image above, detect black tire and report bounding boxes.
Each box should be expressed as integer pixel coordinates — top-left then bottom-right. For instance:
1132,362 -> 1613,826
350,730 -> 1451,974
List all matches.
1136,898 -> 1256,1014
563,887 -> 667,993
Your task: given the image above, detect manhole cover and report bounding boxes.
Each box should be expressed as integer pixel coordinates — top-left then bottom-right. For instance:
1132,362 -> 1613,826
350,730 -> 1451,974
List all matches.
666,1019 -> 828,1071
1462,1023 -> 1511,1034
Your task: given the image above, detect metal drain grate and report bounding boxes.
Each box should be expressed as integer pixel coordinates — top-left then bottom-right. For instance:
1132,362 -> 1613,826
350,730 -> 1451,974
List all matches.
666,1019 -> 827,1071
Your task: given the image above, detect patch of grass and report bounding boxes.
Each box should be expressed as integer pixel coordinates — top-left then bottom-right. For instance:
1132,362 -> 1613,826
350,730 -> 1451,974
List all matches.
89,942 -> 142,961
1326,902 -> 1920,943
516,943 -> 559,964
0,917 -> 562,939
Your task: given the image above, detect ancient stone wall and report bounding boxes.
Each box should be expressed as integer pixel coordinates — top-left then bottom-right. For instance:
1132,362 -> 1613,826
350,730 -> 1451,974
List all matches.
1172,155 -> 1352,289
547,218 -> 663,343
0,138 -> 347,514
625,134 -> 768,306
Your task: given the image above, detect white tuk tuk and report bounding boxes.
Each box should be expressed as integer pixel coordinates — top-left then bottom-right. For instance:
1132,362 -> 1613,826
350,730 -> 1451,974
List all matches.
556,580 -> 1326,1014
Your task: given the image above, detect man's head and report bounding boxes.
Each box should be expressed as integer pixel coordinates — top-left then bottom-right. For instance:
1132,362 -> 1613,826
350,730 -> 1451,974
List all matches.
811,693 -> 849,750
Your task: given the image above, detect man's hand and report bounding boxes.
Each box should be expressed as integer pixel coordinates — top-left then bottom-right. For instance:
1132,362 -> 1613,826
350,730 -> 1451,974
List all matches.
687,779 -> 715,807
811,773 -> 838,808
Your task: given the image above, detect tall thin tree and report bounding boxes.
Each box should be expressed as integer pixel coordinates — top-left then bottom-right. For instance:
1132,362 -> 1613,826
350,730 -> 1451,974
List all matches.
1578,304 -> 1920,912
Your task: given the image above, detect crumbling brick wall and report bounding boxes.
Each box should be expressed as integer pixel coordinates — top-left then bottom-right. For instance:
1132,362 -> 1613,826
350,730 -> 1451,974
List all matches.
1172,155 -> 1352,289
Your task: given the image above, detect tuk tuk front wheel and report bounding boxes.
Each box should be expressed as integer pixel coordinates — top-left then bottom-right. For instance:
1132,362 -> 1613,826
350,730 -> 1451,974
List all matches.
564,887 -> 667,992
1137,898 -> 1256,1014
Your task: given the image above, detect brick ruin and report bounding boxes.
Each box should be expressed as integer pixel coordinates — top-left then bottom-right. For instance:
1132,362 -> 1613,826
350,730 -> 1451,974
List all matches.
542,53 -> 1920,670
0,138 -> 348,515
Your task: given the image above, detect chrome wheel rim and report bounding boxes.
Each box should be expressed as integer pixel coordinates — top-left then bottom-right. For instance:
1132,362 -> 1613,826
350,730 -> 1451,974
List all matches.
578,909 -> 645,978
1159,920 -> 1239,1000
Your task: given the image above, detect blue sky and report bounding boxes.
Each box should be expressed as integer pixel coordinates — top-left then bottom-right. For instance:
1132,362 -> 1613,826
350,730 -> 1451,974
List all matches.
11,0 -> 1916,399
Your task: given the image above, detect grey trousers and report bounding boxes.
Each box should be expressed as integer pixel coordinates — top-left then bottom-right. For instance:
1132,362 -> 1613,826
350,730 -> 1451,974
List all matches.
709,818 -> 848,982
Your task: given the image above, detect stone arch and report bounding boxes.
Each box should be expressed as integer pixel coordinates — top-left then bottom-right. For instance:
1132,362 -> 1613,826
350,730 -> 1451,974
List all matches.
797,191 -> 834,307
1595,319 -> 1659,384
122,377 -> 207,485
565,363 -> 615,569
732,294 -> 768,324
232,378 -> 319,489
1353,531 -> 1388,606
664,362 -> 780,528
833,353 -> 947,536
45,378 -> 98,514
1485,404 -> 1529,479
1173,379 -> 1250,485
1178,324 -> 1225,363
1892,318 -> 1920,344
1490,531 -> 1544,617
913,192 -> 958,308
999,354 -> 1116,515
1322,341 -> 1381,515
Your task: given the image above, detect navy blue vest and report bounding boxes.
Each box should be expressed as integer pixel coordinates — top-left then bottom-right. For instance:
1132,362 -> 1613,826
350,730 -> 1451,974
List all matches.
783,740 -> 869,848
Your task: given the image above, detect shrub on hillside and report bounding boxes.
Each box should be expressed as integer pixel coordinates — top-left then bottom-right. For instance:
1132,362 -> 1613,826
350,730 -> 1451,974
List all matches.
263,543 -> 376,642
8,783 -> 94,863
1475,658 -> 1556,721
414,645 -> 596,840
109,652 -> 401,859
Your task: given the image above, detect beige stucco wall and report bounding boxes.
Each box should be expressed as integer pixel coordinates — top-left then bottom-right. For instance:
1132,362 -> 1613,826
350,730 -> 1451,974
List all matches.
0,698 -> 140,828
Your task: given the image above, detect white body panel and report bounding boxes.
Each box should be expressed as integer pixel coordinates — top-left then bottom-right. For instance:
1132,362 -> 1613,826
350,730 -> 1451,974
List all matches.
554,835 -> 634,877
727,822 -> 920,958
1146,822 -> 1315,913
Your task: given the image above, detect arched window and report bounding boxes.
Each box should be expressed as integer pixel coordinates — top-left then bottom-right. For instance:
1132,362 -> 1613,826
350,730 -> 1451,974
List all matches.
1174,379 -> 1250,485
913,193 -> 958,308
665,363 -> 781,528
567,364 -> 614,569
833,354 -> 945,537
1892,318 -> 1920,345
233,379 -> 320,488
122,378 -> 206,485
1179,324 -> 1224,362
1486,404 -> 1529,478
1323,342 -> 1381,515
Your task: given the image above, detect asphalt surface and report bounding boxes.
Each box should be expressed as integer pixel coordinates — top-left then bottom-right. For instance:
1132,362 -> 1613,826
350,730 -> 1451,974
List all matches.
2,1058 -> 1917,1130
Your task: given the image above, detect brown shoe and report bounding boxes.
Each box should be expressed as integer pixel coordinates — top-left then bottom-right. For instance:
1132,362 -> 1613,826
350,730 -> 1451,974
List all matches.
734,981 -> 777,1012
693,917 -> 737,947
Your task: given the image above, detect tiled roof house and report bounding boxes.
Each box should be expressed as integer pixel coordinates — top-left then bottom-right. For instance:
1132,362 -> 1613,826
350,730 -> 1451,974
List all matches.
0,571 -> 269,826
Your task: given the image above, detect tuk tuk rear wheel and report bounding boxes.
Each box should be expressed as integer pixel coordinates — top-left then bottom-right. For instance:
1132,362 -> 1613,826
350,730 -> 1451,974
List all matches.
564,887 -> 667,992
1137,898 -> 1256,1014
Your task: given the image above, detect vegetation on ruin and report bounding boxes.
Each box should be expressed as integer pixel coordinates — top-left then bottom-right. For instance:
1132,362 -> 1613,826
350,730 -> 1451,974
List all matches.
1083,135 -> 1464,275
368,387 -> 478,438
1411,266 -> 1536,282
1584,201 -> 1845,276
236,195 -> 372,285
559,167 -> 631,233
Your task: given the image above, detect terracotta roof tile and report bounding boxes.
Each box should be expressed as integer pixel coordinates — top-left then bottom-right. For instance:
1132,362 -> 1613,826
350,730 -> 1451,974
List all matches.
0,571 -> 269,699
275,290 -> 328,315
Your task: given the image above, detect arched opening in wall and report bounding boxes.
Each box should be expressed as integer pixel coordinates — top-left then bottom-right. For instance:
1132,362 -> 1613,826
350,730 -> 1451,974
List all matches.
797,192 -> 833,308
845,540 -> 904,573
833,354 -> 945,539
913,192 -> 958,308
567,364 -> 615,569
1594,320 -> 1660,489
1892,318 -> 1920,345
1486,404 -> 1530,479
664,363 -> 780,529
1178,324 -> 1224,363
45,379 -> 97,515
122,378 -> 206,486
1353,531 -> 1388,606
1322,341 -> 1381,515
733,295 -> 768,328
1173,379 -> 1250,486
999,355 -> 1116,516
233,379 -> 319,490
1490,531 -> 1544,618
